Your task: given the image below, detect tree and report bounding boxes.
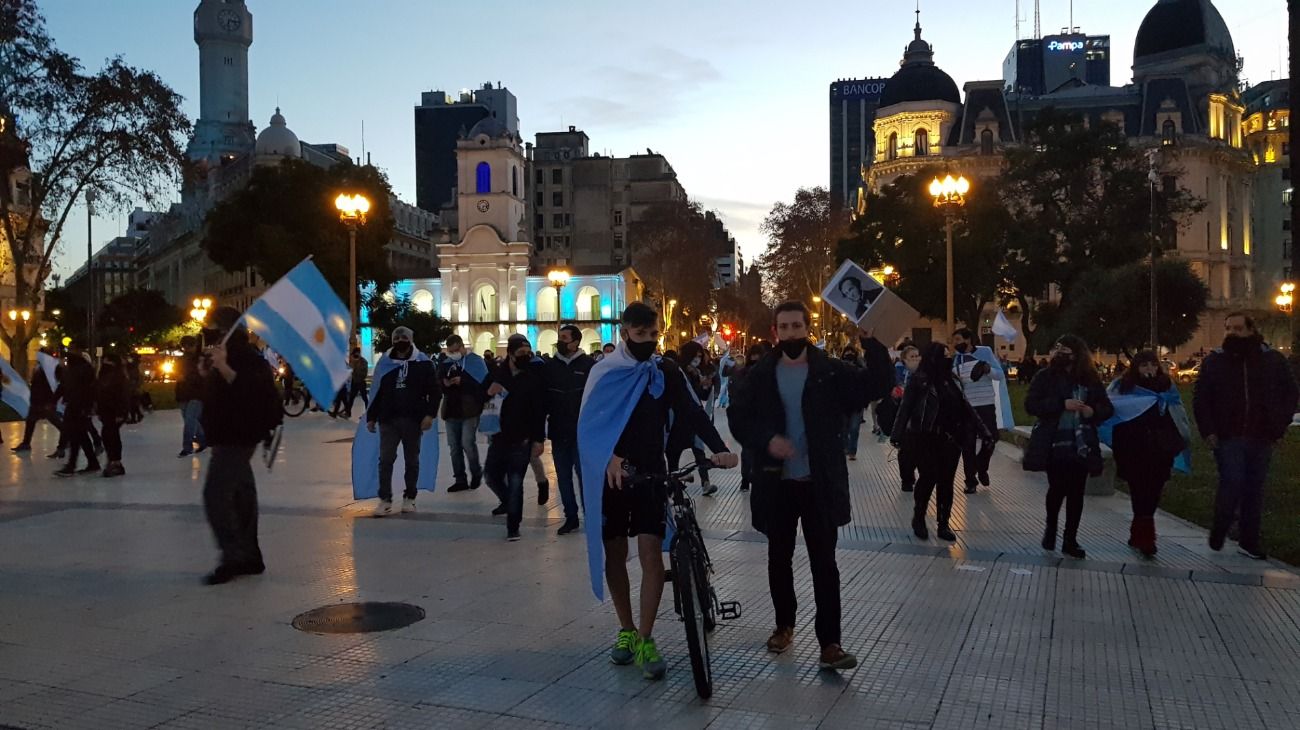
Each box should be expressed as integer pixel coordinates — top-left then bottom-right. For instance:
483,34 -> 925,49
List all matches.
1059,258 -> 1208,356
757,187 -> 848,303
627,199 -> 717,325
98,288 -> 184,349
713,267 -> 770,340
364,293 -> 452,355
202,159 -> 397,302
0,0 -> 190,374
840,169 -> 1009,331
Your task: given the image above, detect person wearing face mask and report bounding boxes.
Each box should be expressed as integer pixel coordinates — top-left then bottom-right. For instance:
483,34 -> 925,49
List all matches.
541,325 -> 595,535
1024,335 -> 1114,560
438,335 -> 488,493
728,342 -> 770,492
482,335 -> 547,541
365,327 -> 442,517
669,341 -> 717,495
951,328 -> 1006,494
839,347 -> 868,459
1193,313 -> 1299,560
892,345 -> 922,491
727,301 -> 892,671
1102,351 -> 1190,558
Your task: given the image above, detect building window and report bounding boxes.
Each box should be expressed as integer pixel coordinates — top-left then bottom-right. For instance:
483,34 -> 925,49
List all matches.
914,129 -> 929,157
1286,168 -> 1293,181
613,210 -> 624,226
614,232 -> 624,247
552,191 -> 563,207
1162,119 -> 1177,146
473,284 -> 497,323
534,213 -> 544,229
1284,189 -> 1294,206
576,286 -> 601,320
552,168 -> 563,185
475,162 -> 491,194
980,129 -> 994,156
535,168 -> 544,184
553,213 -> 564,228
1284,239 -> 1292,259
512,166 -> 519,197
1285,220 -> 1292,232
535,192 -> 543,207
564,213 -> 572,225
887,132 -> 898,161
224,57 -> 233,66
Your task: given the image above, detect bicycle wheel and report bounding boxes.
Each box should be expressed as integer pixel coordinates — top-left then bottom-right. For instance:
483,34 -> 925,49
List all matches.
671,535 -> 713,699
684,517 -> 718,633
282,388 -> 308,418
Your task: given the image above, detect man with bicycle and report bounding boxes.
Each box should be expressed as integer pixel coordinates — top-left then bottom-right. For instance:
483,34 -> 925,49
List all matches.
578,302 -> 738,681
727,301 -> 892,671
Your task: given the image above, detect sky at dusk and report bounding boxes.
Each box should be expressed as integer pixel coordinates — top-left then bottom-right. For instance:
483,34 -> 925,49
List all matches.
40,0 -> 1287,280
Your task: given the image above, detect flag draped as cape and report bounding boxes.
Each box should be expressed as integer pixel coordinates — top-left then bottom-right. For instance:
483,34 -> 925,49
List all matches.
1100,382 -> 1192,475
970,345 -> 1016,430
350,349 -> 441,500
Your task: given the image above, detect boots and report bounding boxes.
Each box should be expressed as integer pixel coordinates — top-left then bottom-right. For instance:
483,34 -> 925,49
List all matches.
911,504 -> 929,540
1042,520 -> 1058,551
1127,519 -> 1139,550
1131,517 -> 1157,558
936,504 -> 956,542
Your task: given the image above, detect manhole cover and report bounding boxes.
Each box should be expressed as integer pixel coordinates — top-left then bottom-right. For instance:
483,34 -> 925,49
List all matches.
291,602 -> 425,634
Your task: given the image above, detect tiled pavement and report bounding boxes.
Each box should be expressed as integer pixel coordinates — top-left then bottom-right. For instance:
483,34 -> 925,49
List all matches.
0,412 -> 1297,729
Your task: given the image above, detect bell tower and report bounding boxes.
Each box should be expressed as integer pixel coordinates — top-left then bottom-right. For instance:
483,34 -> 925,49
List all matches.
187,0 -> 255,162
455,118 -> 528,243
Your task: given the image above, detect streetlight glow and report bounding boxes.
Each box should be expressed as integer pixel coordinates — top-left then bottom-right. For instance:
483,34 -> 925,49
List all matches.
334,193 -> 371,221
336,192 -> 372,348
931,171 -> 971,338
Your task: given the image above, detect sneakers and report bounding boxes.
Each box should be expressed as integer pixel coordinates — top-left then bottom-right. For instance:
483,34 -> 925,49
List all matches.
401,498 -> 416,514
373,500 -> 394,518
635,637 -> 667,680
818,644 -> 858,671
78,463 -> 102,475
1042,527 -> 1057,552
978,471 -> 991,487
178,450 -> 193,458
610,629 -> 638,665
102,464 -> 126,478
1209,531 -> 1226,552
936,524 -> 957,542
740,480 -> 750,492
447,481 -> 471,493
507,531 -> 521,542
912,516 -> 928,541
964,484 -> 978,495
11,444 -> 30,453
469,473 -> 482,490
46,449 -> 65,460
491,504 -> 507,517
537,480 -> 550,505
1238,546 -> 1268,561
53,467 -> 77,478
557,519 -> 580,536
702,481 -> 718,497
766,626 -> 794,654
1061,541 -> 1087,560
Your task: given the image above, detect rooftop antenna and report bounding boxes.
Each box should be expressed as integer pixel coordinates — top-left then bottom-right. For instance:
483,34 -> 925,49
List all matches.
1015,0 -> 1020,41
1034,0 -> 1041,39
1069,0 -> 1073,33
361,120 -> 366,163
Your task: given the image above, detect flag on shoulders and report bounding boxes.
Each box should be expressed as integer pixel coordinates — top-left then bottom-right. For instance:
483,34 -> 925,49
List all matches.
0,358 -> 30,418
242,259 -> 351,408
351,348 -> 441,500
37,352 -> 58,391
460,352 -> 490,384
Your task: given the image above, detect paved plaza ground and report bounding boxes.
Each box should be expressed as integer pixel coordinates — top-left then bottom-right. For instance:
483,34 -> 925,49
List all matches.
1,411 -> 1298,729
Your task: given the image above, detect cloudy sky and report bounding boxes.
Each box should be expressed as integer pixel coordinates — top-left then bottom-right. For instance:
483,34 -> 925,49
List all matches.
41,0 -> 1286,279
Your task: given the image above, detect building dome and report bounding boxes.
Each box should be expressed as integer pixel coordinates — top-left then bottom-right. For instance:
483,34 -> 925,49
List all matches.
878,13 -> 962,108
255,108 -> 301,158
466,115 -> 511,140
1134,0 -> 1234,62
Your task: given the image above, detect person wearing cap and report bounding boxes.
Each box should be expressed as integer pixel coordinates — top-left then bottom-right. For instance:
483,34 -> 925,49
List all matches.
197,306 -> 283,585
365,326 -> 441,517
483,334 -> 547,541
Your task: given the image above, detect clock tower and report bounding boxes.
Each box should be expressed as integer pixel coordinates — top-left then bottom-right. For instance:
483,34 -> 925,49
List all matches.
455,116 -> 528,243
187,0 -> 255,162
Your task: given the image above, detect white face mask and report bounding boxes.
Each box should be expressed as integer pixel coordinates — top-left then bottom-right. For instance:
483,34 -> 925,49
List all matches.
691,357 -> 702,368
448,351 -> 464,361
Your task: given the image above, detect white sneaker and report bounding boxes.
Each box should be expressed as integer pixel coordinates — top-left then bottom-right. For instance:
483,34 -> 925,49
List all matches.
401,498 -> 416,514
373,500 -> 394,517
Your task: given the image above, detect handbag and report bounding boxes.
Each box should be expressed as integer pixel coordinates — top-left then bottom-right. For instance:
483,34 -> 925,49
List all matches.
478,391 -> 505,435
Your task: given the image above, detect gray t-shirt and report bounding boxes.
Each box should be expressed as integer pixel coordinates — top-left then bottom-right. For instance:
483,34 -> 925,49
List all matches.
776,359 -> 811,480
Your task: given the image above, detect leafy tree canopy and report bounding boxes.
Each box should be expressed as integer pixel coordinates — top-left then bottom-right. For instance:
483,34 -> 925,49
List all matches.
365,293 -> 452,355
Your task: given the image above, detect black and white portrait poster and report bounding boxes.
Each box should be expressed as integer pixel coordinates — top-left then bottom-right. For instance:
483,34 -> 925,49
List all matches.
820,259 -> 920,345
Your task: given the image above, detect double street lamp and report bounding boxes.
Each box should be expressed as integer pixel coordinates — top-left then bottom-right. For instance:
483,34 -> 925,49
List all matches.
929,173 -> 970,339
190,297 -> 212,323
335,193 -> 372,346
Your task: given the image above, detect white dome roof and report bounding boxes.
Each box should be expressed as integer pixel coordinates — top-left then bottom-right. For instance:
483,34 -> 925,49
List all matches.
255,108 -> 301,158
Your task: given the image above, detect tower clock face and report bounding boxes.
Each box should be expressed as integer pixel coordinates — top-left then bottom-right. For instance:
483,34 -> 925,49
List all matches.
217,9 -> 242,32
477,200 -> 490,213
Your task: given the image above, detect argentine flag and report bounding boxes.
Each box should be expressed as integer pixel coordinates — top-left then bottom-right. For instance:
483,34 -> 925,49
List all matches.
0,358 -> 30,419
242,259 -> 351,408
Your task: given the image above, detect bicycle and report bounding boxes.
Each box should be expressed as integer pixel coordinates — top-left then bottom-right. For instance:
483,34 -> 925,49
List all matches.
629,462 -> 741,699
281,379 -> 309,418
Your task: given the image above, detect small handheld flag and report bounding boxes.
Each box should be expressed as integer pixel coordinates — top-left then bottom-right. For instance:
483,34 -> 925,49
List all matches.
0,358 -> 31,419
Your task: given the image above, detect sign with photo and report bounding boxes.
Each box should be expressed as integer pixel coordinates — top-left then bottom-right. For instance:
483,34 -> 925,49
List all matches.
820,259 -> 920,345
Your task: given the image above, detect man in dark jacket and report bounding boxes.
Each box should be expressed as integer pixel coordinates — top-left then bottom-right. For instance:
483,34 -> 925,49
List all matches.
198,307 -> 282,585
727,301 -> 892,671
13,348 -> 61,453
1193,313 -> 1300,560
439,334 -> 485,492
366,326 -> 441,517
53,345 -> 100,477
176,336 -> 207,457
541,325 -> 595,535
484,334 -> 547,541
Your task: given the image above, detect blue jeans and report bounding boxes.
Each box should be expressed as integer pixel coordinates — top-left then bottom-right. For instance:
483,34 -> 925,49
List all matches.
486,437 -> 532,534
181,401 -> 205,453
445,417 -> 482,484
844,411 -> 864,456
551,440 -> 582,522
1212,438 -> 1274,551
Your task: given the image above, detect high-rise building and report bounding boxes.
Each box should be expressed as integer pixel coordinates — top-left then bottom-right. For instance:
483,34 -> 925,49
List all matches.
829,77 -> 889,207
414,83 -> 518,213
1003,32 -> 1111,95
1244,79 -> 1292,295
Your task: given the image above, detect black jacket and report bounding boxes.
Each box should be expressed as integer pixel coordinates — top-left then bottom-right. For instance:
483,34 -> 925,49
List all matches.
200,338 -> 283,447
727,339 -> 892,535
367,359 -> 441,424
484,361 -> 546,445
29,362 -> 57,408
436,358 -> 485,420
1023,368 -> 1114,475
175,352 -> 205,402
95,365 -> 132,420
1194,341 -> 1299,443
892,371 -> 992,445
541,352 -> 595,445
61,355 -> 96,415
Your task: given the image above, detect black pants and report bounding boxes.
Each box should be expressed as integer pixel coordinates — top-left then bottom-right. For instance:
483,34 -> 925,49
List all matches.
898,441 -> 918,488
58,418 -> 101,452
378,417 -> 422,501
203,445 -> 262,568
741,447 -> 755,487
100,417 -> 123,463
767,479 -> 841,648
1128,477 -> 1166,519
19,407 -> 62,447
485,437 -> 532,533
1046,465 -> 1088,542
914,437 -> 960,525
962,404 -> 998,487
60,410 -> 98,469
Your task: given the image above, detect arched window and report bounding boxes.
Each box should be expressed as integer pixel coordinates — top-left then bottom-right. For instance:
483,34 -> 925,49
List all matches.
575,286 -> 601,320
1162,119 -> 1177,146
473,284 -> 497,322
914,129 -> 929,157
536,287 -> 559,321
980,128 -> 995,156
536,329 -> 559,356
581,328 -> 600,349
887,132 -> 899,161
475,161 -> 491,194
473,331 -> 496,356
512,166 -> 519,196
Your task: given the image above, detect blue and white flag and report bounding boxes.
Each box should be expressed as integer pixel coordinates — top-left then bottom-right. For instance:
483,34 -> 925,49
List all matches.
37,352 -> 58,393
972,345 -> 1016,430
460,352 -> 490,384
242,259 -> 351,409
992,310 -> 1018,342
1101,382 -> 1192,475
579,342 -> 665,600
0,358 -> 30,418
351,348 -> 441,500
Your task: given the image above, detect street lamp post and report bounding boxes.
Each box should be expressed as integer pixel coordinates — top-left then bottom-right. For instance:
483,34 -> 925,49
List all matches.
335,193 -> 372,347
1279,283 -> 1297,351
547,269 -> 570,334
930,173 -> 970,339
190,297 -> 212,324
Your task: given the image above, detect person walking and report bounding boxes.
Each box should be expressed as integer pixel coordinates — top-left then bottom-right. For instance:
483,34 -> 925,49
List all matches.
892,343 -> 992,542
95,353 -> 132,478
951,328 -> 1004,494
1104,351 -> 1191,558
12,348 -> 62,454
53,345 -> 100,477
891,345 -> 921,491
1193,313 -> 1299,560
670,341 -> 717,495
198,307 -> 282,585
541,325 -> 594,535
439,335 -> 487,493
1024,335 -> 1114,560
728,342 -> 770,492
124,354 -> 145,424
840,347 -> 867,460
343,348 -> 369,418
727,301 -> 893,671
365,327 -> 441,517
176,336 -> 207,457
483,334 -> 546,541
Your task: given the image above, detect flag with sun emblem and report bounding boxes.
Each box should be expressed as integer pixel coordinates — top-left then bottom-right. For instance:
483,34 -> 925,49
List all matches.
243,259 -> 352,408
0,357 -> 30,419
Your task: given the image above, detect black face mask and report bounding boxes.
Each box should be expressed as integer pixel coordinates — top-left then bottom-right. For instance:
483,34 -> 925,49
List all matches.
779,338 -> 809,359
954,343 -> 970,354
556,340 -> 574,356
513,354 -> 532,369
392,342 -> 413,359
1050,353 -> 1074,371
626,340 -> 656,362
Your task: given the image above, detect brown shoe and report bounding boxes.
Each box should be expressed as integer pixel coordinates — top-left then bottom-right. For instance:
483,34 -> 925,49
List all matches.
818,644 -> 858,670
766,626 -> 794,654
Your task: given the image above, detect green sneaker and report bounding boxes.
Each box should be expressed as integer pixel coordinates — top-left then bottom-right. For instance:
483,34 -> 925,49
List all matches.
635,636 -> 667,680
610,629 -> 638,666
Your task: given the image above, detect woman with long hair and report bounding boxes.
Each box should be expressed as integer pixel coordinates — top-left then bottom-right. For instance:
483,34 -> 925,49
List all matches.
891,343 -> 992,541
1024,335 -> 1114,559
1104,351 -> 1190,557
95,353 -> 132,478
670,340 -> 717,495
